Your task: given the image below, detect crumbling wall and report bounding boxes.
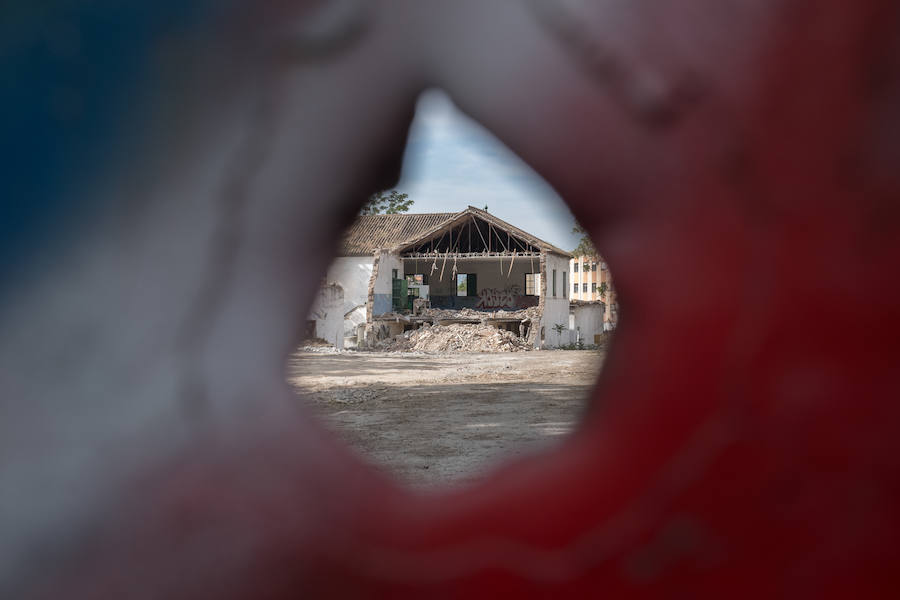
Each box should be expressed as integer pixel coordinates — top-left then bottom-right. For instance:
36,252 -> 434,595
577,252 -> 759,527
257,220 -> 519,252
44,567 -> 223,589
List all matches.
311,256 -> 374,346
363,250 -> 403,347
534,251 -> 547,348
365,249 -> 380,323
372,250 -> 401,317
311,283 -> 345,348
343,305 -> 367,347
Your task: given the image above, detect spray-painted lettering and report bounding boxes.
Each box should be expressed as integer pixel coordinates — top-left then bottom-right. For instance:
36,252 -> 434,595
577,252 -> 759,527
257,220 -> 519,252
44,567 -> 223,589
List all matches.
475,285 -> 522,309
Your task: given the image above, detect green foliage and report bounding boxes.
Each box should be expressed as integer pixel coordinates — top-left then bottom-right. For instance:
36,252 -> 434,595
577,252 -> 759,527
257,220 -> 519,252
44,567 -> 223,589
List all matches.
552,323 -> 567,335
571,222 -> 598,260
598,282 -> 609,297
361,190 -> 413,215
557,343 -> 601,351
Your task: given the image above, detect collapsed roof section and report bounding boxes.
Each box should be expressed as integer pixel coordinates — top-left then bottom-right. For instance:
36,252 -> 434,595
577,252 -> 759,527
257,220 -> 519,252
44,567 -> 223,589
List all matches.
340,212 -> 456,256
340,206 -> 572,258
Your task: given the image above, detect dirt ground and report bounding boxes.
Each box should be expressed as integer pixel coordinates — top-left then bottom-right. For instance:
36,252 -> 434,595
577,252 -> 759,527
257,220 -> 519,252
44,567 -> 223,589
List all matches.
286,350 -> 605,488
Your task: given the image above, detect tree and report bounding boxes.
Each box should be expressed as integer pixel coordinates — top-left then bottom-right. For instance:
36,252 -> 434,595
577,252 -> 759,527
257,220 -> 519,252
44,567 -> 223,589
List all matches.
360,190 -> 413,215
571,223 -> 598,260
552,323 -> 568,346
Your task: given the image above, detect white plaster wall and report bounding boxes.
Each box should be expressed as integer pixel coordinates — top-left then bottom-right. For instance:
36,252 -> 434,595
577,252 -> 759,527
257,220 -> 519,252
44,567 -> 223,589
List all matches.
311,284 -> 346,348
310,256 -> 374,345
371,251 -> 403,316
573,304 -> 605,345
544,253 -> 571,301
343,305 -> 367,347
542,298 -> 570,347
541,253 -> 573,347
326,257 -> 374,305
374,251 -> 403,296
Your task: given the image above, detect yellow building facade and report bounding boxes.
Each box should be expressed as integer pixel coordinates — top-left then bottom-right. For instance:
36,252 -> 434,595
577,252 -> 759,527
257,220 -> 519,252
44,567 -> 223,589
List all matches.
569,255 -> 618,327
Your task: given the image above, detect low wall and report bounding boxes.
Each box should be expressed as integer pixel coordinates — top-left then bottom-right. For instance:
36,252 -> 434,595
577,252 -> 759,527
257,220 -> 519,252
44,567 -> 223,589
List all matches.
573,304 -> 605,345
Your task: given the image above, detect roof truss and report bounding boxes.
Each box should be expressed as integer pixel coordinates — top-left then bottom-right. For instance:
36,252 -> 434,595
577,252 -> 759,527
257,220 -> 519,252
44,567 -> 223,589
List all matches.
398,215 -> 542,257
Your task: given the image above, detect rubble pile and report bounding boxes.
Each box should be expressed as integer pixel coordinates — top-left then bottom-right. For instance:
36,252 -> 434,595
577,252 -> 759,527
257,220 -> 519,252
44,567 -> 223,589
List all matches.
376,323 -> 533,353
420,306 -> 540,322
490,306 -> 541,322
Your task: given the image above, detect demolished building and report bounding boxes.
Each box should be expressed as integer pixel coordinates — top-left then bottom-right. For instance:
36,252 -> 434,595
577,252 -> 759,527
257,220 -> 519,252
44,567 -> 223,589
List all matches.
309,206 -> 573,349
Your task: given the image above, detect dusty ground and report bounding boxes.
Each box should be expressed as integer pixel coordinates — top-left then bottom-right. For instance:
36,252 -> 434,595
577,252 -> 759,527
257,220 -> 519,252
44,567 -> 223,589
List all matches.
286,350 -> 605,488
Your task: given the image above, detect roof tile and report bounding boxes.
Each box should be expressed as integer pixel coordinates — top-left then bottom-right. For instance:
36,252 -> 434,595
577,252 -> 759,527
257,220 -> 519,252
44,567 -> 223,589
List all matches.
340,213 -> 456,255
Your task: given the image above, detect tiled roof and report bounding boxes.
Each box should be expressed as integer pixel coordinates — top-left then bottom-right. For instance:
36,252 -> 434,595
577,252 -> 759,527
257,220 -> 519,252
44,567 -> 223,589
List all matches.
340,213 -> 457,255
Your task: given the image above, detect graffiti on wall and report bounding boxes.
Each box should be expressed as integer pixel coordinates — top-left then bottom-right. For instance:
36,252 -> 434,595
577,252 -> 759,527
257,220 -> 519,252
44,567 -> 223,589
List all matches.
475,285 -> 522,309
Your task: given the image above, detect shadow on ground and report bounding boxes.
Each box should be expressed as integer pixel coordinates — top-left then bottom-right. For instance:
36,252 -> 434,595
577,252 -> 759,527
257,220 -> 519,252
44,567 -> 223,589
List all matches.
294,380 -> 595,488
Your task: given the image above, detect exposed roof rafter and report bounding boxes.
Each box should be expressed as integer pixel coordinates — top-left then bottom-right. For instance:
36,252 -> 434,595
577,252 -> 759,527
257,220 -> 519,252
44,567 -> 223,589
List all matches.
339,206 -> 572,258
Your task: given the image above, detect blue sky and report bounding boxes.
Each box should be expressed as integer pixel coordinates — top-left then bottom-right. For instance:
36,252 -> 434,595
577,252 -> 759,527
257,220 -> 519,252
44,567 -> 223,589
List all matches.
395,90 -> 581,251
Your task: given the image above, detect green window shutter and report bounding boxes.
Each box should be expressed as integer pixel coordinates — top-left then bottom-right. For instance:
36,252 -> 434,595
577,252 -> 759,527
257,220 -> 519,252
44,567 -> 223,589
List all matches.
392,278 -> 407,310
467,273 -> 477,297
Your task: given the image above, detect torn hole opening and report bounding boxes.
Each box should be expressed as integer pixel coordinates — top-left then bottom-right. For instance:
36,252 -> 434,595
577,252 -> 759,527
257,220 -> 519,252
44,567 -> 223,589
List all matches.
287,89 -> 616,489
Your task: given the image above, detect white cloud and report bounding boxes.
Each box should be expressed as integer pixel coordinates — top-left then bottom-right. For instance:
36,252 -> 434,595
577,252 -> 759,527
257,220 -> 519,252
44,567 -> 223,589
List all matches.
396,90 -> 580,251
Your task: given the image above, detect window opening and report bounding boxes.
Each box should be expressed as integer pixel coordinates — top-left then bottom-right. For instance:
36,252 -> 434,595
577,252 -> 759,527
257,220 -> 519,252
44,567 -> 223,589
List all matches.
456,273 -> 477,297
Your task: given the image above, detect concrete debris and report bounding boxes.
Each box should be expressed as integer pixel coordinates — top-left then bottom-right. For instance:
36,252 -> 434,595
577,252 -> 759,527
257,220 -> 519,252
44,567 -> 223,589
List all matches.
298,344 -> 342,353
375,323 -> 533,353
412,298 -> 430,315
374,312 -> 411,322
420,306 -> 541,322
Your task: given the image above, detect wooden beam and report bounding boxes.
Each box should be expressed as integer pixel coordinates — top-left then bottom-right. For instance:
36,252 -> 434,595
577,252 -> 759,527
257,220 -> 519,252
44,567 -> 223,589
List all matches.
473,217 -> 489,252
489,221 -> 508,253
401,252 -> 540,259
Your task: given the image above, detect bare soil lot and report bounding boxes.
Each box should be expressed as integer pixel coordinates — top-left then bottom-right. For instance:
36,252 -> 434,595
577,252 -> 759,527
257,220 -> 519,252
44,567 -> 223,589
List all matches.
287,350 -> 605,488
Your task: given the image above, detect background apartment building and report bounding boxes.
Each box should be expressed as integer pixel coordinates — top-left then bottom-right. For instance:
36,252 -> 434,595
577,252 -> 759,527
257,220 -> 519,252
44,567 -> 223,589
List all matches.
569,255 -> 618,327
